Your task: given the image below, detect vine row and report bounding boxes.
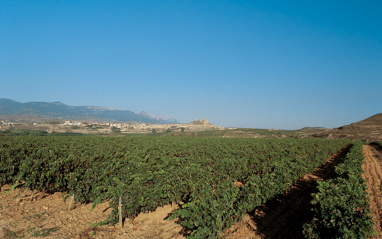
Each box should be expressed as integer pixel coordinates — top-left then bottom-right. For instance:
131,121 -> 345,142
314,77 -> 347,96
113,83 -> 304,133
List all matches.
0,135 -> 350,237
303,141 -> 375,239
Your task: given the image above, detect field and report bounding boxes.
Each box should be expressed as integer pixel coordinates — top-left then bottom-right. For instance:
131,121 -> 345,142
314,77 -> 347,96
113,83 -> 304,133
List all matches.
0,136 -> 381,238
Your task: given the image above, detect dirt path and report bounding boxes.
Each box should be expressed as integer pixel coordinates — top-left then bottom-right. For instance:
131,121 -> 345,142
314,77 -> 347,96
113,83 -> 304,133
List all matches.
222,145 -> 351,239
363,144 -> 382,238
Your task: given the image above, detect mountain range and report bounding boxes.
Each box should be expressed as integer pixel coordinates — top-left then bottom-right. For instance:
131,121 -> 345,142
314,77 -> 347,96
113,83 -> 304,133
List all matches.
0,98 -> 178,124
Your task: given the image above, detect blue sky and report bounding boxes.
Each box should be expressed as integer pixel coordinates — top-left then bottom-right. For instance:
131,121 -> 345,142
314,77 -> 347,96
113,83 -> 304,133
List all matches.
1,1 -> 381,129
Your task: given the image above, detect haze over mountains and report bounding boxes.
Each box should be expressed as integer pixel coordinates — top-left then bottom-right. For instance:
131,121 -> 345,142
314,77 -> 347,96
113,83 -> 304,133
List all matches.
1,98 -> 381,141
0,99 -> 178,124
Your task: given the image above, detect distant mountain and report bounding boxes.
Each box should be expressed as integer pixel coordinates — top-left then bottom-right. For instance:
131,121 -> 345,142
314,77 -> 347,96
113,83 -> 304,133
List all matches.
137,111 -> 177,123
0,98 -> 178,124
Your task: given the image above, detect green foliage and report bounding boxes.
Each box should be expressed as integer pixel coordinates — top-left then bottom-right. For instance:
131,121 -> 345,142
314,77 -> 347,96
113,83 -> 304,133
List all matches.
303,141 -> 375,239
30,227 -> 60,237
1,129 -> 48,136
48,132 -> 86,136
0,136 -> 351,237
111,127 -> 121,134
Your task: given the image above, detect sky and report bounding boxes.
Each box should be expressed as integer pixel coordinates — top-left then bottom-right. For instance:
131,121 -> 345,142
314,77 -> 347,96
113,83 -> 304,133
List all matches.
1,0 -> 381,129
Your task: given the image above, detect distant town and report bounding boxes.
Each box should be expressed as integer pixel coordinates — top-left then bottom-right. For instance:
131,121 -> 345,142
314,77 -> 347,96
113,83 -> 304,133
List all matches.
0,118 -> 233,134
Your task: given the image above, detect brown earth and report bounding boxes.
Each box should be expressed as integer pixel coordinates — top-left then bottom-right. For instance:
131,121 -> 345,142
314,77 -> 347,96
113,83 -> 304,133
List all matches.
363,145 -> 382,238
315,113 -> 382,142
1,145 -> 382,239
0,187 -> 184,239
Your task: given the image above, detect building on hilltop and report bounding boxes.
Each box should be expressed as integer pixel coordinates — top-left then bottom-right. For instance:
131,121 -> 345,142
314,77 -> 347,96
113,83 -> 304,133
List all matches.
190,119 -> 210,125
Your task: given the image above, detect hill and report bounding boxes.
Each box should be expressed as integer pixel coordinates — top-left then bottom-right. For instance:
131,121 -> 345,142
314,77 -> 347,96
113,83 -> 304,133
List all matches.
315,113 -> 382,141
0,98 -> 178,124
354,113 -> 382,125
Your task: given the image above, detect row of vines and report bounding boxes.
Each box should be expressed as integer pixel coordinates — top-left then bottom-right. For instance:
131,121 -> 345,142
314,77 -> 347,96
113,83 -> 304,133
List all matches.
0,135 -> 356,237
303,141 -> 375,238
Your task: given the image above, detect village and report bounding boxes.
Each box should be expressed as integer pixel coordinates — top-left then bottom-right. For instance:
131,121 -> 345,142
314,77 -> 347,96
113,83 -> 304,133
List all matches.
0,118 -> 231,134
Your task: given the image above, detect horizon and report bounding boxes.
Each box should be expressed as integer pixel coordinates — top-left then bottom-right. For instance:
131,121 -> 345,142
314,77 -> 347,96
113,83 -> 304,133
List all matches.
1,97 -> 379,130
1,1 -> 381,130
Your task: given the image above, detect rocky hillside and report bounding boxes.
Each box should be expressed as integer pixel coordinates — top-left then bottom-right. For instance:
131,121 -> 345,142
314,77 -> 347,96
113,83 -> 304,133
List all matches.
0,98 -> 178,124
316,113 -> 382,142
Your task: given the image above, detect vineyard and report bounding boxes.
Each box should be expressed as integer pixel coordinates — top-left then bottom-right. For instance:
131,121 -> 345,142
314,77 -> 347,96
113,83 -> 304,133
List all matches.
0,135 -> 378,238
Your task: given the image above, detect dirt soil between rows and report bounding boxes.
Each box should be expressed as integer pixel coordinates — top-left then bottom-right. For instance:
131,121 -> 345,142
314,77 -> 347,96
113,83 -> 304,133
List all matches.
0,186 -> 184,239
1,145 -> 382,239
362,145 -> 382,238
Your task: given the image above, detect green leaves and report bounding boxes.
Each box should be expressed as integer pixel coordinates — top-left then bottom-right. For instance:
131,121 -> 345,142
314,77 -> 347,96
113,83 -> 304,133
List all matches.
304,141 -> 375,239
0,136 -> 351,238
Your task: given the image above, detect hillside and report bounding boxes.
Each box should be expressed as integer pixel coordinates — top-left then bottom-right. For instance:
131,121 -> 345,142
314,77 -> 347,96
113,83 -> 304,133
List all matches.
0,98 -> 178,124
355,113 -> 382,125
316,113 -> 382,141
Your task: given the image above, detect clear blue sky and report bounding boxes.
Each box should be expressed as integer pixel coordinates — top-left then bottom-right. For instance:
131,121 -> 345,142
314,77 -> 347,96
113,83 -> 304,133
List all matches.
1,1 -> 381,129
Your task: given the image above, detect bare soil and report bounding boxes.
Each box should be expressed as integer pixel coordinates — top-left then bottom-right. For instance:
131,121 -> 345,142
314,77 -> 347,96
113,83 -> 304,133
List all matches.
362,145 -> 382,238
2,145 -> 382,239
0,187 -> 184,239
